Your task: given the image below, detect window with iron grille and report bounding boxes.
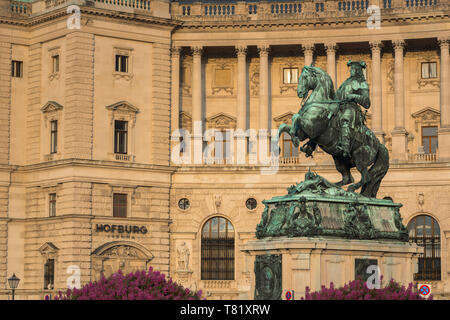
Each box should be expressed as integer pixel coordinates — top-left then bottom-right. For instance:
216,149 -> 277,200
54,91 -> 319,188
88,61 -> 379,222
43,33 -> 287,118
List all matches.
44,259 -> 55,289
115,55 -> 128,73
11,60 -> 23,78
407,215 -> 441,281
49,193 -> 56,217
201,217 -> 234,280
113,193 -> 127,218
50,120 -> 58,154
114,120 -> 128,154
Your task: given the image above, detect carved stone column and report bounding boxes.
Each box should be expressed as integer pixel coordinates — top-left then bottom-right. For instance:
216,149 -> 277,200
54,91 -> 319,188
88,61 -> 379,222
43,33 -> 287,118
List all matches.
391,39 -> 407,161
235,46 -> 247,131
191,46 -> 203,164
258,45 -> 270,130
438,37 -> 450,160
370,41 -> 384,142
302,43 -> 315,66
325,42 -> 337,89
171,46 -> 181,133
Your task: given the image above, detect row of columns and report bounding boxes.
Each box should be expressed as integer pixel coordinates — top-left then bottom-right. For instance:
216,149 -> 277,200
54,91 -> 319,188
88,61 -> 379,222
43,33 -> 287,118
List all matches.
171,38 -> 450,161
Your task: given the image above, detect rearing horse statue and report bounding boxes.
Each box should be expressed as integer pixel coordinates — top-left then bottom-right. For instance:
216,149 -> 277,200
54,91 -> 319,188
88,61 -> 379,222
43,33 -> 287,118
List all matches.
278,65 -> 389,198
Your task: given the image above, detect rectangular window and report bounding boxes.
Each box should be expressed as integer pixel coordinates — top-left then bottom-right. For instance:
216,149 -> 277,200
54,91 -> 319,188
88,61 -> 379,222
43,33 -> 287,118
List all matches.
422,126 -> 438,154
214,130 -> 231,162
115,55 -> 128,73
11,60 -> 23,78
114,120 -> 128,154
44,259 -> 55,290
283,67 -> 298,84
49,193 -> 56,217
113,193 -> 127,218
50,120 -> 58,154
421,62 -> 437,79
52,55 -> 59,73
282,133 -> 299,157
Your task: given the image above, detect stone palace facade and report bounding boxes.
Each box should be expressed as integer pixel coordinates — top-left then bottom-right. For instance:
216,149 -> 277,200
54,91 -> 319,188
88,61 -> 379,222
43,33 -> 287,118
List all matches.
0,0 -> 449,299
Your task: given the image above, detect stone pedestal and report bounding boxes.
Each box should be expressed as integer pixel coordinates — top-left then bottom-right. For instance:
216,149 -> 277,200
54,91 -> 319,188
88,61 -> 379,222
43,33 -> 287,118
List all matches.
241,237 -> 422,300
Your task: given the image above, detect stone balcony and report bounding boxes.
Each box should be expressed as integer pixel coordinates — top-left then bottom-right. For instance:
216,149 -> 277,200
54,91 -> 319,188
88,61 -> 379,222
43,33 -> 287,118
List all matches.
10,0 -> 169,18
171,0 -> 448,24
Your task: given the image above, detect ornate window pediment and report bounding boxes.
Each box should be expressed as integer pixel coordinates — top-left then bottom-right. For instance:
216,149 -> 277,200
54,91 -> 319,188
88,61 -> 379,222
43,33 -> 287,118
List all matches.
179,111 -> 192,131
39,242 -> 59,259
106,101 -> 139,162
412,107 -> 440,132
106,101 -> 139,124
41,101 -> 63,115
273,112 -> 295,126
206,112 -> 237,130
41,101 -> 63,161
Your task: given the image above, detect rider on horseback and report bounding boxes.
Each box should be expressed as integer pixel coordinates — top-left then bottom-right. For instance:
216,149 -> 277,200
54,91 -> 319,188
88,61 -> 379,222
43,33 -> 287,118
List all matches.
335,61 -> 371,158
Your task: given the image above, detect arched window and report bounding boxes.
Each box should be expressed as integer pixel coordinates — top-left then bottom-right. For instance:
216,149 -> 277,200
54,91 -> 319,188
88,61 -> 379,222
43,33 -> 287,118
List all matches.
407,215 -> 441,280
201,217 -> 235,280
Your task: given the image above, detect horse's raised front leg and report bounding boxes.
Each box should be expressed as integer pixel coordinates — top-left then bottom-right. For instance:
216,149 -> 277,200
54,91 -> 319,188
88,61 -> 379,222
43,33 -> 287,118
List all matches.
300,141 -> 317,158
333,156 -> 354,187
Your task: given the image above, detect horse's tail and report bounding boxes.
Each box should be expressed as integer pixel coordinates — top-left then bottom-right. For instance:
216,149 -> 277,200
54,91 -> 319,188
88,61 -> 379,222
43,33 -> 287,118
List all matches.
364,142 -> 389,197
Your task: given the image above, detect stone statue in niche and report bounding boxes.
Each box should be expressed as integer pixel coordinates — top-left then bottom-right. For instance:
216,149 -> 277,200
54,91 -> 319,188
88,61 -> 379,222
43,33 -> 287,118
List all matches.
177,241 -> 190,271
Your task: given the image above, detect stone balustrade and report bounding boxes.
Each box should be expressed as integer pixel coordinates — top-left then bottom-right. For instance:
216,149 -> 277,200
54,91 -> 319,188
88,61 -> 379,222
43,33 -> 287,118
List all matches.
172,0 -> 446,22
409,153 -> 437,162
11,0 -> 31,16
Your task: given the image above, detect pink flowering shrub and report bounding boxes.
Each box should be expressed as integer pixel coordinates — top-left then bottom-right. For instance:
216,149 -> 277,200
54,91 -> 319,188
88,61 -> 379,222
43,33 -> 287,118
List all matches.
302,278 -> 432,300
55,267 -> 204,300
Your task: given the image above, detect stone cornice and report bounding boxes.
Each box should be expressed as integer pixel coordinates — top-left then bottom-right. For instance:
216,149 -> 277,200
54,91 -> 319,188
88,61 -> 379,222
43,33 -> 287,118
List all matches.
12,159 -> 177,174
174,8 -> 449,31
0,6 -> 182,29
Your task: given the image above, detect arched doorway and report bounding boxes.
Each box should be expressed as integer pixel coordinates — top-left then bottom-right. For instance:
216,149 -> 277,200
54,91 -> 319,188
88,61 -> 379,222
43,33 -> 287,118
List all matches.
407,215 -> 441,281
91,241 -> 154,280
201,217 -> 235,280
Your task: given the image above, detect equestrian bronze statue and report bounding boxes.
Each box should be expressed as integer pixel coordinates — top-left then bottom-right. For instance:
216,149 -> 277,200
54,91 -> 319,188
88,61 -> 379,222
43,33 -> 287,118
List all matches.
279,61 -> 389,198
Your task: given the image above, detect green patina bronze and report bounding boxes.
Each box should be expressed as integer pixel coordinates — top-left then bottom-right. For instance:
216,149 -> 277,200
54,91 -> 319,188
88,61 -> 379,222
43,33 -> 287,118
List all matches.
278,61 -> 389,198
253,63 -> 408,297
256,171 -> 409,241
254,254 -> 282,300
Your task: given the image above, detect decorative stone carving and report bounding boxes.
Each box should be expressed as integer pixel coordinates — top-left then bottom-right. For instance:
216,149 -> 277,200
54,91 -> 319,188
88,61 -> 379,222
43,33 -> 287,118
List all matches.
235,46 -> 247,57
206,112 -> 237,130
177,241 -> 190,271
106,101 -> 139,127
255,171 -> 409,241
91,241 -> 154,280
214,194 -> 222,213
179,111 -> 192,131
249,64 -> 260,96
411,107 -> 440,132
39,242 -> 59,259
254,254 -> 282,300
273,112 -> 295,126
417,192 -> 425,212
113,47 -> 134,81
41,101 -> 63,126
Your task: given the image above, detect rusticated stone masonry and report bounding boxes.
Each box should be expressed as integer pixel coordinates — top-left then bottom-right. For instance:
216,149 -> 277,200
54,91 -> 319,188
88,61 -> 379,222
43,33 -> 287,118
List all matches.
64,32 -> 95,159
151,41 -> 171,165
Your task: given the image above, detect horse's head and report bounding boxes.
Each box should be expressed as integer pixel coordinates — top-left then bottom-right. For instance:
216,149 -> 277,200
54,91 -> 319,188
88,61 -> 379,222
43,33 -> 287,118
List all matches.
297,65 -> 316,100
297,65 -> 336,101
278,114 -> 306,149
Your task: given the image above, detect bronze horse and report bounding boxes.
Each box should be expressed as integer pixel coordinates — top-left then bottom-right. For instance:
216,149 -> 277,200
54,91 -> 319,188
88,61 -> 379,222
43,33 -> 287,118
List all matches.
279,66 -> 389,198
